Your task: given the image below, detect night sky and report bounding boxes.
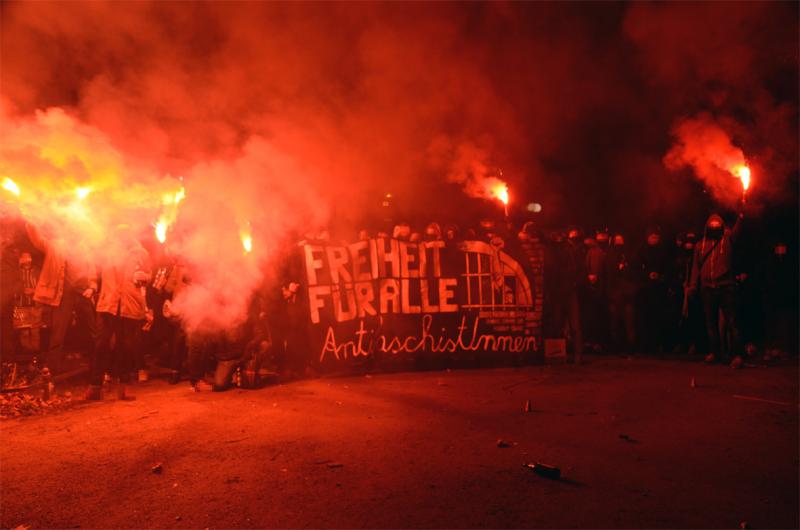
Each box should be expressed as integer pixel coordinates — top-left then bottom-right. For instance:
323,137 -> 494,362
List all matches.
1,1 -> 797,235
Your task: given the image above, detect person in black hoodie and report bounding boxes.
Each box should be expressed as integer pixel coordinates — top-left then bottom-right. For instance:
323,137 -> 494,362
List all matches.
674,232 -> 705,355
637,227 -> 673,354
687,211 -> 744,367
606,234 -> 637,353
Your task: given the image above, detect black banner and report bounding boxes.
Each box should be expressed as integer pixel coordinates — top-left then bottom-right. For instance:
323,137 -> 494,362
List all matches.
301,237 -> 543,372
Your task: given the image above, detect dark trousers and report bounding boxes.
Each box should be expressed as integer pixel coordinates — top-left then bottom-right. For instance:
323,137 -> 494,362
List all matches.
92,312 -> 141,385
45,289 -> 98,373
168,325 -> 187,373
608,296 -> 636,353
187,334 -> 215,384
639,283 -> 668,353
701,285 -> 740,359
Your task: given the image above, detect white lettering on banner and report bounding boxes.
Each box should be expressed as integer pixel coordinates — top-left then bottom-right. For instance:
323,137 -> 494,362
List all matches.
319,314 -> 538,361
306,238 -> 460,323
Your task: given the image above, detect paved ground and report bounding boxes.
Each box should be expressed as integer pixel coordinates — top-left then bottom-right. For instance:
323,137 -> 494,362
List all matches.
1,358 -> 798,529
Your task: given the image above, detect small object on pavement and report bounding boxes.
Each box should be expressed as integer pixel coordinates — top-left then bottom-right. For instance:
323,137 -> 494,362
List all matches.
175,516 -> 182,521
524,399 -> 531,412
524,462 -> 561,480
327,462 -> 344,468
690,377 -> 696,388
496,439 -> 511,448
152,463 -> 163,474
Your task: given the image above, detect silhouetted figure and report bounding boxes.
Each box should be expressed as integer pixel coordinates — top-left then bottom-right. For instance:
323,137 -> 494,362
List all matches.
687,212 -> 744,367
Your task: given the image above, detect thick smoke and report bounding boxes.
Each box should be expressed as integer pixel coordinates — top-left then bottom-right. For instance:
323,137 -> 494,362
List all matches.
1,1 -> 796,330
625,2 -> 799,212
663,113 -> 748,208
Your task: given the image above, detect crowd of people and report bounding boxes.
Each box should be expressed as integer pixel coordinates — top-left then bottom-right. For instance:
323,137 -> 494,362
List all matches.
542,211 -> 797,369
0,206 -> 796,400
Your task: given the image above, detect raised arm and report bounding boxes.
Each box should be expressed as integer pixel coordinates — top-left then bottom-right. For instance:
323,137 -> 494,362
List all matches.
730,211 -> 744,242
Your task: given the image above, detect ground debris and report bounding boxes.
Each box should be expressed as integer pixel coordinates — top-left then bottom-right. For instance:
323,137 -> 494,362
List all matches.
524,462 -> 561,480
151,463 -> 163,474
618,434 -> 640,444
1,391 -> 74,419
327,462 -> 344,468
496,439 -> 511,448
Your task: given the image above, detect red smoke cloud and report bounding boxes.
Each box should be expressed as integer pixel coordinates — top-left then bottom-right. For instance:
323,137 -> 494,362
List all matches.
0,1 -> 796,329
663,113 -> 748,207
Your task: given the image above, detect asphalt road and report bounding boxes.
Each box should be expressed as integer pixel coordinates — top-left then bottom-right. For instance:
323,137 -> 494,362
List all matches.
1,358 -> 798,529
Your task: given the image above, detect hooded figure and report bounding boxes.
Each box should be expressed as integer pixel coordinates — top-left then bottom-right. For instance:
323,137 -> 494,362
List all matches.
688,212 -> 744,366
637,227 -> 673,354
606,234 -> 637,352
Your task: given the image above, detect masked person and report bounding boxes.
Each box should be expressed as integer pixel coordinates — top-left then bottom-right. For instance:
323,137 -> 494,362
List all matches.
674,232 -> 704,355
595,228 -> 610,248
637,227 -> 673,354
87,226 -> 151,400
424,222 -> 442,241
544,230 -> 581,356
759,241 -> 798,358
392,223 -> 411,241
565,228 -> 585,359
444,224 -> 460,242
583,235 -> 608,352
25,222 -> 99,375
606,234 -> 637,353
687,212 -> 744,367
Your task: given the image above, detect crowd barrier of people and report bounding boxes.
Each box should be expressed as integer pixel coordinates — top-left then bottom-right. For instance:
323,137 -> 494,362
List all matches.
0,208 -> 796,400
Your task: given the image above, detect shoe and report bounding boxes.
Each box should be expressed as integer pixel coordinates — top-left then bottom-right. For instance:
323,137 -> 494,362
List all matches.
192,380 -> 213,392
116,383 -> 136,401
704,353 -> 716,363
137,369 -> 149,383
730,355 -> 743,369
84,385 -> 102,401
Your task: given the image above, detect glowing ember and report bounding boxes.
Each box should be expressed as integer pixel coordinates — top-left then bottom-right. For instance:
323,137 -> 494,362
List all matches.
2,177 -> 21,197
75,186 -> 92,200
241,231 -> 253,253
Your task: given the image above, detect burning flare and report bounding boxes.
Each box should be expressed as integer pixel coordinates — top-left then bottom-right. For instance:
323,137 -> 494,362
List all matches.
735,165 -> 751,191
155,221 -> 168,244
153,184 -> 186,243
240,231 -> 253,253
75,186 -> 92,200
2,177 -> 21,197
494,183 -> 509,206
